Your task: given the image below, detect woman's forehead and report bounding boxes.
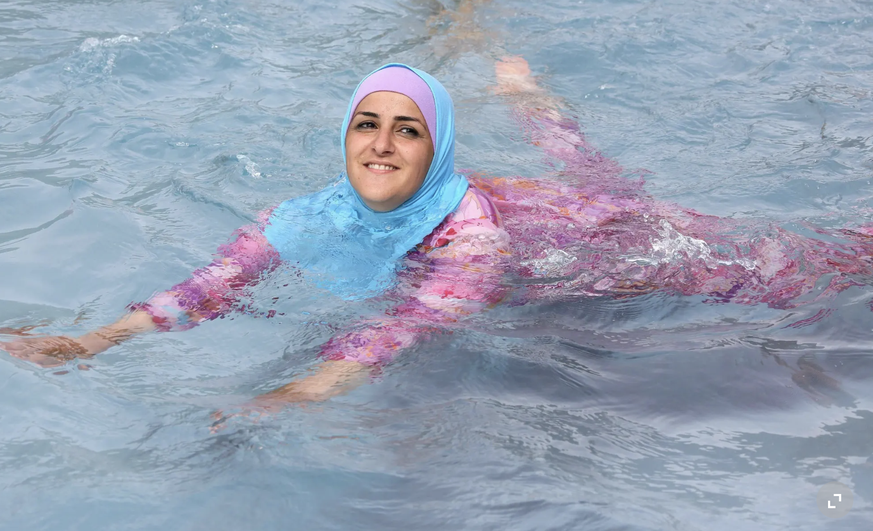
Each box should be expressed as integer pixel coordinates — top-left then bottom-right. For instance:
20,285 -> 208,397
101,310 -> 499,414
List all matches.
354,91 -> 425,120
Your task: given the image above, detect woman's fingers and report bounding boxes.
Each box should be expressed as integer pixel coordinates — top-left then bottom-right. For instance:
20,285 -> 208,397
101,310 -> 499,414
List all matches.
1,341 -> 66,368
0,336 -> 87,368
496,55 -> 531,77
0,325 -> 42,337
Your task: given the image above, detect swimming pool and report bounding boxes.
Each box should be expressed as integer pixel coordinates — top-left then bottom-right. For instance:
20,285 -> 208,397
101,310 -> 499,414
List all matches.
1,0 -> 872,529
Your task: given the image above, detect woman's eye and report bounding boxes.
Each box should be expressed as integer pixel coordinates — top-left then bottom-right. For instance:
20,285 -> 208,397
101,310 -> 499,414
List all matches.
356,121 -> 376,130
399,126 -> 419,137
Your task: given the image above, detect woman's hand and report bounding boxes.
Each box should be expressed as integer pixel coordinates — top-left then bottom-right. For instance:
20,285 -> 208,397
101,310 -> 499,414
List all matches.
0,310 -> 156,368
493,56 -> 563,114
494,56 -> 540,94
0,331 -> 90,368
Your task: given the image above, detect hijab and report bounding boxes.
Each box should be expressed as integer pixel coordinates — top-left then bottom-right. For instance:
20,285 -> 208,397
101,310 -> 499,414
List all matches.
263,64 -> 469,298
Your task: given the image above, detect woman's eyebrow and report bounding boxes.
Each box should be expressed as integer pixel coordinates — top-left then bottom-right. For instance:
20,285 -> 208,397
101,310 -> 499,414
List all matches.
394,115 -> 424,125
353,111 -> 424,125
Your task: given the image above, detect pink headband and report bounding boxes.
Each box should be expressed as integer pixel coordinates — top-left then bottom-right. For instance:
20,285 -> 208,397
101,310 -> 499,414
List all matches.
348,66 -> 437,148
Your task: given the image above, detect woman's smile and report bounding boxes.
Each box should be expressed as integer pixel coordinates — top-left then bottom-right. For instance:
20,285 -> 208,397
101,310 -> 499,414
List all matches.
365,162 -> 400,172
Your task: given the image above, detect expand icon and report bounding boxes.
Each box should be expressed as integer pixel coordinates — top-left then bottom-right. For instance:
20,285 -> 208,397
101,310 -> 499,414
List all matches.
817,482 -> 854,519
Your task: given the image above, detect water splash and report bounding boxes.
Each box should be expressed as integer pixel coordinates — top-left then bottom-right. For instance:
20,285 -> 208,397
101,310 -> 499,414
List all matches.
78,35 -> 140,53
236,154 -> 262,178
519,248 -> 578,276
64,35 -> 141,78
627,219 -> 755,270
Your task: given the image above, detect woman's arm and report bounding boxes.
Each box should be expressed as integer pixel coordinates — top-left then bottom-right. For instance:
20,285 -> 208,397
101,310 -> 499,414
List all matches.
493,57 -> 641,200
1,218 -> 280,367
253,360 -> 370,405
128,221 -> 280,332
0,310 -> 156,368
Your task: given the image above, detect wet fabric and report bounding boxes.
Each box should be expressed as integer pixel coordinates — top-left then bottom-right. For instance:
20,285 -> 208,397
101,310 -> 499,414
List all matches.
131,187 -> 508,358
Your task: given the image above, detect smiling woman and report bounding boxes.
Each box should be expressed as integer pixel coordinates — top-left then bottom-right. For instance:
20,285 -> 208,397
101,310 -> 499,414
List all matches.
5,0 -> 873,528
5,55 -> 873,406
5,51 -> 873,413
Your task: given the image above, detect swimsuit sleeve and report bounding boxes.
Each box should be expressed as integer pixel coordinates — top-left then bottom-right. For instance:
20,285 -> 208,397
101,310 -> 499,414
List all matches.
320,187 -> 511,365
129,209 -> 281,331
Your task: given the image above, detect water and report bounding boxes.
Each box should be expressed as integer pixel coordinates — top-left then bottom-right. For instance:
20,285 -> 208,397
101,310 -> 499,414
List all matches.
2,0 -> 873,529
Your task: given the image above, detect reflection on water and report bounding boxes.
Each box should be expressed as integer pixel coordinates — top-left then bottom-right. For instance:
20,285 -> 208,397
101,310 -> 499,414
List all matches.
2,0 -> 873,529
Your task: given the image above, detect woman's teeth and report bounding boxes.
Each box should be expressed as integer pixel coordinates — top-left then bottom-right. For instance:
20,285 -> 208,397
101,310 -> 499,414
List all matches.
367,163 -> 397,171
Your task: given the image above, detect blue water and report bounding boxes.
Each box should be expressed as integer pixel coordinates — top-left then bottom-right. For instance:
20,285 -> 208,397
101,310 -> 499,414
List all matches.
2,0 -> 873,529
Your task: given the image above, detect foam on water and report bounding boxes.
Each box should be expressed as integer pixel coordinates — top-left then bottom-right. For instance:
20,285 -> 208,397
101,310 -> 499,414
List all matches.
78,35 -> 141,52
626,218 -> 757,270
235,154 -> 263,178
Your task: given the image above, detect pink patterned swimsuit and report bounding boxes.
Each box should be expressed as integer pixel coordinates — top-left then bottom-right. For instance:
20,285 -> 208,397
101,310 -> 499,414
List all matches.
132,107 -> 873,364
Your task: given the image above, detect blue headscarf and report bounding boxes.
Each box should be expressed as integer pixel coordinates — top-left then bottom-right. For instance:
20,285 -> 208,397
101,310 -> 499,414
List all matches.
263,64 -> 469,298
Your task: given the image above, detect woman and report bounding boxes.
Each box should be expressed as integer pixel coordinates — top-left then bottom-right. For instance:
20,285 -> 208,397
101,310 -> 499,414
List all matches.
1,63 -> 510,404
3,59 -> 872,405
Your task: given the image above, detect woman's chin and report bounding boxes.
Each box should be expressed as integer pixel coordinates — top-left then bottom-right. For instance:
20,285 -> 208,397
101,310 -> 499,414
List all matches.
362,198 -> 401,212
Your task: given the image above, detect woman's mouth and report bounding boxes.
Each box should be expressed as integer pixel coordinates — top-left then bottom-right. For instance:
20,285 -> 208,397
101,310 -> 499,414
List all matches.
366,163 -> 398,171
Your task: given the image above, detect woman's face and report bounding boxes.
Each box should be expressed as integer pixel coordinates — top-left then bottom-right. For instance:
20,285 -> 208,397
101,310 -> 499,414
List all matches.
345,91 -> 434,212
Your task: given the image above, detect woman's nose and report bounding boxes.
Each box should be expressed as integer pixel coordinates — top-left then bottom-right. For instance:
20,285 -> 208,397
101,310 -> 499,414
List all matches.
373,128 -> 394,154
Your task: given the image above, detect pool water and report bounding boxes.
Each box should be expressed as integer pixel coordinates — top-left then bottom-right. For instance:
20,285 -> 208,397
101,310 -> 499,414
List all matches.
2,0 -> 873,529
